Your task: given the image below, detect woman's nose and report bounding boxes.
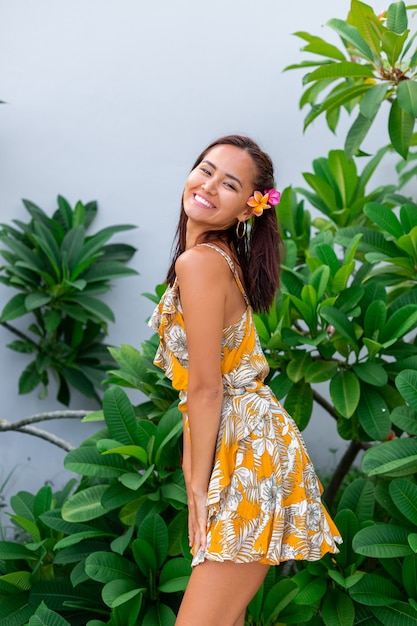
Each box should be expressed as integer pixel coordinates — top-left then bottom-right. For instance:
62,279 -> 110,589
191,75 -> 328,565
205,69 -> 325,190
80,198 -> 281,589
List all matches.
202,179 -> 217,194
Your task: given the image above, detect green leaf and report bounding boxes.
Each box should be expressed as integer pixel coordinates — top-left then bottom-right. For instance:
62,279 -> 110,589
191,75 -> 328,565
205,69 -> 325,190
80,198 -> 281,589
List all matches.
321,306 -> 357,345
137,514 -> 169,568
304,360 -> 338,383
362,438 -> 417,477
294,31 -> 347,61
353,523 -> 413,557
330,370 -> 360,418
349,0 -> 384,53
382,29 -> 409,66
142,604 -> 176,626
396,370 -> 417,410
292,570 -> 326,605
337,478 -> 375,523
322,587 -> 355,626
372,601 -> 417,625
6,339 -> 35,354
132,538 -> 158,577
390,405 -> 417,435
403,554 -> 417,598
0,593 -> 33,626
0,541 -> 38,561
24,293 -> 52,311
386,1 -> 408,33
0,571 -> 31,591
364,300 -> 386,340
284,380 -> 313,430
18,361 -> 42,394
27,603 -> 71,625
353,362 -> 388,387
64,445 -> 132,477
287,353 -> 311,383
357,386 -> 391,440
389,98 -> 415,159
381,305 -> 417,344
364,202 -> 403,238
350,573 -> 402,605
82,261 -> 137,283
1,293 -> 28,321
303,83 -> 372,130
61,484 -> 108,522
101,579 -> 143,609
327,18 -> 376,61
103,386 -> 139,446
305,61 -> 374,83
119,466 -> 155,490
345,113 -> 374,158
397,80 -> 417,118
389,478 -> 417,525
85,551 -> 139,584
262,579 -> 299,624
309,265 -> 330,299
100,443 -> 147,465
73,224 -> 136,267
360,84 -> 390,120
54,529 -> 116,550
158,558 -> 191,592
66,294 -> 115,323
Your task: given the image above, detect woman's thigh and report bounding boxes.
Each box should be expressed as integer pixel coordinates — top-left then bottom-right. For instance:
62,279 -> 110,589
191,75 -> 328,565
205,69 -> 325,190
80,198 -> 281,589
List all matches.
175,560 -> 269,626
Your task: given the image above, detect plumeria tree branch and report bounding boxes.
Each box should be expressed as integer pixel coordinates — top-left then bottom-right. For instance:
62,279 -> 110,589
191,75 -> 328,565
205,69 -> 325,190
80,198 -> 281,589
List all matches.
0,410 -> 90,452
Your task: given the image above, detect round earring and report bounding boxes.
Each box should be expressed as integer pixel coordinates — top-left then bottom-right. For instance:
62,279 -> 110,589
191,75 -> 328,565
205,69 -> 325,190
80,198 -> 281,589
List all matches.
236,221 -> 247,239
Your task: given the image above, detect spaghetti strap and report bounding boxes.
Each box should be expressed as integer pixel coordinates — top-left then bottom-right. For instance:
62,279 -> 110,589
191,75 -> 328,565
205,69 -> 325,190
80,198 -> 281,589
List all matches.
197,243 -> 250,305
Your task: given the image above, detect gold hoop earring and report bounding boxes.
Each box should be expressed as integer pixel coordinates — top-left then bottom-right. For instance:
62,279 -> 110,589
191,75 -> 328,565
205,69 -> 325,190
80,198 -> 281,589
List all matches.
236,221 -> 246,239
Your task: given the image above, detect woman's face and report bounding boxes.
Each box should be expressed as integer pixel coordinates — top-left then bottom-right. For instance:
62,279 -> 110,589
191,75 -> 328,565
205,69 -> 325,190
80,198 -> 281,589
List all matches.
183,144 -> 256,232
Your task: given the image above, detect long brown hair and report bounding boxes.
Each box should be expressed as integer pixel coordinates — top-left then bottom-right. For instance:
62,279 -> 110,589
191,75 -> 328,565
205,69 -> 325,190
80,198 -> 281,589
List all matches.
166,135 -> 281,313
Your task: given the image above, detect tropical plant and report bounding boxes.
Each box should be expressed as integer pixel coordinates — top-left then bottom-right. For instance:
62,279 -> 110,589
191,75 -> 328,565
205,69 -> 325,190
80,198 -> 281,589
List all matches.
286,0 -> 417,158
2,2 -> 417,625
0,196 -> 137,405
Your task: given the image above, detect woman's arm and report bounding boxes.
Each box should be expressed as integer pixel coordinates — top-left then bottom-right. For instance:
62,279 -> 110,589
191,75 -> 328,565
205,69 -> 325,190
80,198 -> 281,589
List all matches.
181,414 -> 195,547
176,247 -> 227,554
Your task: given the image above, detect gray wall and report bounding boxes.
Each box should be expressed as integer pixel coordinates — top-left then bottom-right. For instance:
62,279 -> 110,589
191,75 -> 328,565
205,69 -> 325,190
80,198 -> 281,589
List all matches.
0,0 -> 389,507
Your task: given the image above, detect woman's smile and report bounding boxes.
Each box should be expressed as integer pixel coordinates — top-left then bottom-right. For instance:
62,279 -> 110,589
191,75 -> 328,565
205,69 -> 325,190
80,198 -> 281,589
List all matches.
193,193 -> 216,209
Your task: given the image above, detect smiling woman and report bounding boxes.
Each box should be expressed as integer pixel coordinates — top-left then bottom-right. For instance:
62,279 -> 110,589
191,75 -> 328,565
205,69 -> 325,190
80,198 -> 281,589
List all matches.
149,135 -> 342,626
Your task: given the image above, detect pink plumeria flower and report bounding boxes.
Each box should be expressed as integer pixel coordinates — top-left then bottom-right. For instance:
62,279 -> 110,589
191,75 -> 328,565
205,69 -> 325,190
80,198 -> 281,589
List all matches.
265,188 -> 281,206
247,188 -> 281,216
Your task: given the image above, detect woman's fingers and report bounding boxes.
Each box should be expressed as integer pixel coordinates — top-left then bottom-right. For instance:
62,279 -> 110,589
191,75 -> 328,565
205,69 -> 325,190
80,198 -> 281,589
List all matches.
192,493 -> 208,553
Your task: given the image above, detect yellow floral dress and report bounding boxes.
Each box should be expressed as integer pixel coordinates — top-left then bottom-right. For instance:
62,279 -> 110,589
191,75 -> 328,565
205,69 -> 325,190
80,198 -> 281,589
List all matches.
149,243 -> 342,566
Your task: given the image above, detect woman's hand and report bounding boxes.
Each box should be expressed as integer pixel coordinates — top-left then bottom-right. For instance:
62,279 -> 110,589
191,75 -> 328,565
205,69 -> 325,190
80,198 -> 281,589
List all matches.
190,489 -> 208,555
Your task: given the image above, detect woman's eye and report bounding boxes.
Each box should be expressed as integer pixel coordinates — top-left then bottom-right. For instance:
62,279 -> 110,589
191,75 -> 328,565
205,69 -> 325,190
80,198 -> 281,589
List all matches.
200,167 -> 211,175
225,182 -> 237,191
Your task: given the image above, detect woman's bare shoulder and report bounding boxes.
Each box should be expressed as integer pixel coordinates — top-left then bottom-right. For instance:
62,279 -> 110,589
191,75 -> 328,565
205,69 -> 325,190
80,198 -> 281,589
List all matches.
175,245 -> 228,280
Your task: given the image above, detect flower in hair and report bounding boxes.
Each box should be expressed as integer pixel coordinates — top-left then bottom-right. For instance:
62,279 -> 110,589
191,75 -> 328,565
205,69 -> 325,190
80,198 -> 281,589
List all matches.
247,188 -> 281,216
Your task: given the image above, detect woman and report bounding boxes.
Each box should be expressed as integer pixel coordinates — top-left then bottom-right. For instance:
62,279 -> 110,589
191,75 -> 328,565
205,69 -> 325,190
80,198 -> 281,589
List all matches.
149,135 -> 342,626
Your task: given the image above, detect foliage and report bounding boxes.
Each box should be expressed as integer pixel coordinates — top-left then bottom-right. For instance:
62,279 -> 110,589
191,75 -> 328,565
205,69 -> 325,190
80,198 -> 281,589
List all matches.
0,339 -> 188,625
286,0 -> 417,158
1,336 -> 416,625
0,196 -> 137,405
1,2 -> 417,625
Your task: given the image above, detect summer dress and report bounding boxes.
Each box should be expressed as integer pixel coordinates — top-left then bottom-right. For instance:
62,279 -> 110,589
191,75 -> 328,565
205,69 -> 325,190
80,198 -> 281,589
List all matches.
149,243 -> 342,566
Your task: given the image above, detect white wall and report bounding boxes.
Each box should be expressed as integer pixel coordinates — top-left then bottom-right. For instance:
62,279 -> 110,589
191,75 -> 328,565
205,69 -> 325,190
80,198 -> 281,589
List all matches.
0,0 -> 389,506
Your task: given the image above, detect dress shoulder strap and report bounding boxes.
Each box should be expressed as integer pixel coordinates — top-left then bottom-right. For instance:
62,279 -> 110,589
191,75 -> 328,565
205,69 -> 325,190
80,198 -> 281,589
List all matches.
197,243 -> 249,305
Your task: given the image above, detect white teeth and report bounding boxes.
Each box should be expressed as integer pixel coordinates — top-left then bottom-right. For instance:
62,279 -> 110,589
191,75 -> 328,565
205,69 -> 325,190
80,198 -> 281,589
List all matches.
195,194 -> 214,208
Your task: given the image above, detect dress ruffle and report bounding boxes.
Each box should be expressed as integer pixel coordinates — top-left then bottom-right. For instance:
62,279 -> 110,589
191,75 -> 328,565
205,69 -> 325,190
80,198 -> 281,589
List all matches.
191,384 -> 341,566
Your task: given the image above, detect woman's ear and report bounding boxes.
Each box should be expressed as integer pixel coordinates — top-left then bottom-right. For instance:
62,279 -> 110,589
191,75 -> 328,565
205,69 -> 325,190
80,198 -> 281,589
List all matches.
238,204 -> 253,222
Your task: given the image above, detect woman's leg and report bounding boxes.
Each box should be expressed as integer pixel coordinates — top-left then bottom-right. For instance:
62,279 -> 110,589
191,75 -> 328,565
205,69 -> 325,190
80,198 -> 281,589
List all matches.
233,609 -> 246,626
175,560 -> 269,626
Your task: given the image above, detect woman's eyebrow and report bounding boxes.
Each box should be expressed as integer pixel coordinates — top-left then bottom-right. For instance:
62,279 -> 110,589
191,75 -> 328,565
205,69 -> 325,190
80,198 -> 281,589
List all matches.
201,160 -> 243,188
